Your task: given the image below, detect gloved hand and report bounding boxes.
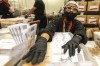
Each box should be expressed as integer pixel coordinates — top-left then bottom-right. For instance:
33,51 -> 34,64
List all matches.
62,35 -> 81,57
25,15 -> 28,18
22,36 -> 47,64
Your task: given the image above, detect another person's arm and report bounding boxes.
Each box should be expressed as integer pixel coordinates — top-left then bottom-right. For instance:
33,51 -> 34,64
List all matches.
25,1 -> 40,17
26,7 -> 36,16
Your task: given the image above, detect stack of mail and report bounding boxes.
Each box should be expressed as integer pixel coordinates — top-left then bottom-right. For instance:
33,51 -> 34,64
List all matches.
27,24 -> 37,44
8,23 -> 37,44
8,23 -> 29,44
0,39 -> 30,66
48,32 -> 87,66
0,39 -> 28,57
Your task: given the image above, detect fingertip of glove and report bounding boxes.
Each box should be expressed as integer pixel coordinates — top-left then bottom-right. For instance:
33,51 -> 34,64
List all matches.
32,61 -> 37,65
69,55 -> 72,57
22,55 -> 27,60
37,60 -> 43,64
62,46 -> 65,48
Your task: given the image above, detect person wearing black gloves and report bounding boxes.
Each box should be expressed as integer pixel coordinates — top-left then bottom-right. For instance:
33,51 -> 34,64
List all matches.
22,1 -> 87,65
25,0 -> 47,30
0,0 -> 14,18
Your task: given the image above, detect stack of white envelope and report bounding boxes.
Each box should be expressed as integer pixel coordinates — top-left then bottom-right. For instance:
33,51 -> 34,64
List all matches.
26,24 -> 37,44
0,39 -> 28,57
0,39 -> 29,66
0,55 -> 11,66
8,23 -> 36,43
8,23 -> 37,44
8,23 -> 30,44
0,23 -> 37,66
47,32 -> 93,66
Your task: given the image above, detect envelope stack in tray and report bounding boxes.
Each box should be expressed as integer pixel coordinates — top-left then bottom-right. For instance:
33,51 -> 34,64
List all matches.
0,23 -> 37,66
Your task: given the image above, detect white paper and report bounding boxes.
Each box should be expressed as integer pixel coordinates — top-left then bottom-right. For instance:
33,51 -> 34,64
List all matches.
47,62 -> 76,66
0,39 -> 16,49
8,26 -> 19,44
50,32 -> 72,62
28,24 -> 37,38
50,32 -> 85,63
17,23 -> 29,43
0,28 -> 9,34
8,23 -> 30,44
0,55 -> 11,66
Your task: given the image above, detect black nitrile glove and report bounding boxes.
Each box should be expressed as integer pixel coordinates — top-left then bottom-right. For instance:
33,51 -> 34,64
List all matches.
22,36 -> 47,64
62,35 -> 82,57
25,15 -> 28,18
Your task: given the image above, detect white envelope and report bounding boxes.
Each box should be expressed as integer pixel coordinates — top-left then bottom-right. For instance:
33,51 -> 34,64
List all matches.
8,25 -> 20,44
8,23 -> 30,44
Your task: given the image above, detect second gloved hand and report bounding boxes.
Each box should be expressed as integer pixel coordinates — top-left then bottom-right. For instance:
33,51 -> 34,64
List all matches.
62,35 -> 81,57
22,36 -> 47,64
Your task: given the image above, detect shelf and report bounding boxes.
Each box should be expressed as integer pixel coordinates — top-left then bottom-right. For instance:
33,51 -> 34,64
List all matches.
78,11 -> 100,15
83,24 -> 99,28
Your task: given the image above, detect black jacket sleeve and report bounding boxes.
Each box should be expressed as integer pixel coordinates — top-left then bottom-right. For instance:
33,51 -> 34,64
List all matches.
73,20 -> 88,44
39,17 -> 60,42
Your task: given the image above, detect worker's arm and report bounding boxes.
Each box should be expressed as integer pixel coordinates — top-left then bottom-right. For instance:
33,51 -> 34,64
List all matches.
73,20 -> 87,44
26,7 -> 36,16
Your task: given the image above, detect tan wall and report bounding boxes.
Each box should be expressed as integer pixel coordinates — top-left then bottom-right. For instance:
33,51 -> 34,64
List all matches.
9,0 -> 67,14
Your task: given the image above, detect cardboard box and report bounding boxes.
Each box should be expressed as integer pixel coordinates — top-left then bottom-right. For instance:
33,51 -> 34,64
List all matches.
99,16 -> 100,28
86,28 -> 93,38
86,28 -> 99,39
94,32 -> 100,47
87,15 -> 99,24
75,15 -> 86,24
77,1 -> 87,11
88,1 -> 100,11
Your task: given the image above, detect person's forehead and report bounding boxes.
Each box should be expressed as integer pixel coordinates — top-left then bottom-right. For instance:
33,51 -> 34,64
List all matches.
66,3 -> 77,7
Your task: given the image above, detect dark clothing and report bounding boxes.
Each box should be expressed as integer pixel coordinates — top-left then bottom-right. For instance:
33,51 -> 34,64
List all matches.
0,22 -> 1,29
0,2 -> 13,18
39,16 -> 87,44
34,1 -> 47,30
34,1 -> 45,16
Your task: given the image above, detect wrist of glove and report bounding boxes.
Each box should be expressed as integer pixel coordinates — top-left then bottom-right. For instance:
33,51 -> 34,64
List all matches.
62,35 -> 82,57
22,36 -> 47,64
